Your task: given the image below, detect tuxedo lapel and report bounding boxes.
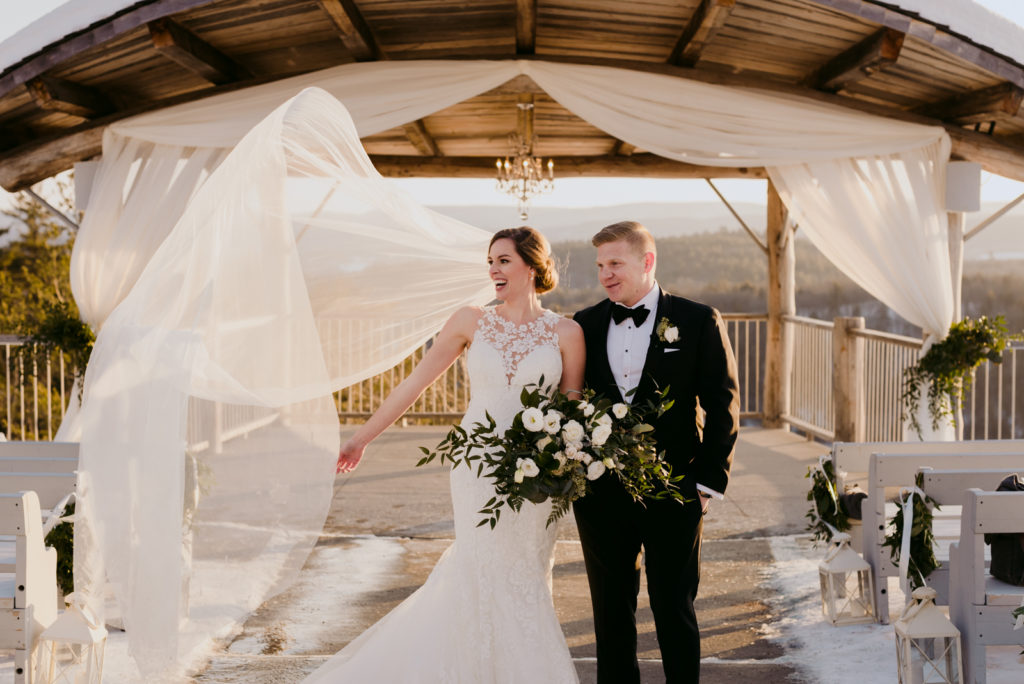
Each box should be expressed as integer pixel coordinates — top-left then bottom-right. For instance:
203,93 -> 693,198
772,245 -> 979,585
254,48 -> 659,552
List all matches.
589,300 -> 623,404
634,289 -> 672,403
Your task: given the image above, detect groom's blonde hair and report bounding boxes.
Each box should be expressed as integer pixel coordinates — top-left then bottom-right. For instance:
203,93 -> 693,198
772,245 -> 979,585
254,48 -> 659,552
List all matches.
592,221 -> 656,257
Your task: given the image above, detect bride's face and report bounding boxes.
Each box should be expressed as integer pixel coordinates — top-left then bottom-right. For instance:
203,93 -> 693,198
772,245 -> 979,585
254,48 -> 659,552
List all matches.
487,238 -> 533,301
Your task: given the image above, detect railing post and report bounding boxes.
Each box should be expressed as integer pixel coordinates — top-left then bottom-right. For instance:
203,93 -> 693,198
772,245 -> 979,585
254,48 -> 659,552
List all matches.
764,181 -> 795,428
833,316 -> 865,442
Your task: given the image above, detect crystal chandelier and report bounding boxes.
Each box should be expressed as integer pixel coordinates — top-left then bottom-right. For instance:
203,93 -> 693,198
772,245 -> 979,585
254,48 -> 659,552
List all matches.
495,97 -> 554,221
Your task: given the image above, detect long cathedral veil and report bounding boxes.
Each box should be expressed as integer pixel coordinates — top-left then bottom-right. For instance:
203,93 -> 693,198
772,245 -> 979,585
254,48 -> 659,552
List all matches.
73,87 -> 493,680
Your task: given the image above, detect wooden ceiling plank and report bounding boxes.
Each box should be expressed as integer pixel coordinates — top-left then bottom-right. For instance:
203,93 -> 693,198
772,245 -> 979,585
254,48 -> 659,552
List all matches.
516,0 -> 537,55
317,0 -> 385,61
26,76 -> 114,119
668,0 -> 738,68
369,153 -> 767,179
148,17 -> 253,85
917,82 -> 1024,125
402,119 -> 442,157
805,27 -> 905,92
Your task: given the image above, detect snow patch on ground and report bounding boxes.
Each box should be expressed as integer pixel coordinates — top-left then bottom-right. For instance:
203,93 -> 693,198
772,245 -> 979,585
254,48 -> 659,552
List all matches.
764,535 -> 1024,683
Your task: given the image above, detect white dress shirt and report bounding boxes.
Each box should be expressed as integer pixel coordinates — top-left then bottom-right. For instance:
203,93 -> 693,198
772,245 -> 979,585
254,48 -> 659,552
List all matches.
605,282 -> 722,501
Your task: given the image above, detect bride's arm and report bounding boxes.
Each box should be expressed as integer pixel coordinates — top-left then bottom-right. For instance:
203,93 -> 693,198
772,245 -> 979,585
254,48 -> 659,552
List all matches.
557,317 -> 586,399
337,307 -> 479,473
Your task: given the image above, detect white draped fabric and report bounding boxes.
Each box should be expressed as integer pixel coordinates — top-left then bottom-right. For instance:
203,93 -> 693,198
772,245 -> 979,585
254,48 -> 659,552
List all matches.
67,59 -> 957,678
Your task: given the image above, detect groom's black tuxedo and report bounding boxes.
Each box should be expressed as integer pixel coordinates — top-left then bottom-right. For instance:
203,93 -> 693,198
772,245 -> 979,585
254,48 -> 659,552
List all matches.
573,288 -> 740,684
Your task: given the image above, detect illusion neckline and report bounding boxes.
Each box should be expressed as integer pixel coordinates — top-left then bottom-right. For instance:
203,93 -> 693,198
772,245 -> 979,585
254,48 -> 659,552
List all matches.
486,306 -> 554,328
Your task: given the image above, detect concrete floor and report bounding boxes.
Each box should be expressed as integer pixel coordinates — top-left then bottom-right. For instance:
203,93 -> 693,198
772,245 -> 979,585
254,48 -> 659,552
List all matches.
192,425 -> 829,683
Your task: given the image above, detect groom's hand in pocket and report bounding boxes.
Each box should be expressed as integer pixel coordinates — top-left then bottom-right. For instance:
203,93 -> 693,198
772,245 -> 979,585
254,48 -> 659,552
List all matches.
698,491 -> 712,514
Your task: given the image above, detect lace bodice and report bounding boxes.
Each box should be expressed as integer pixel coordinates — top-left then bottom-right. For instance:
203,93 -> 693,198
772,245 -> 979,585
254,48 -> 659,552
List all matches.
469,306 -> 562,386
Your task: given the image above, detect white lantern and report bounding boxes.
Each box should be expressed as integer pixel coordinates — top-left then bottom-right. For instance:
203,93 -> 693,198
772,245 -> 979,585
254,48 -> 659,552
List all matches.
819,532 -> 875,625
38,596 -> 107,684
894,587 -> 963,684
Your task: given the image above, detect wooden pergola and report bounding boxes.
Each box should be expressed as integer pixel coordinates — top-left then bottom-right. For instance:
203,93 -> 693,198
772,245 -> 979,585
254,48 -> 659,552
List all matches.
1,0 -> 1023,436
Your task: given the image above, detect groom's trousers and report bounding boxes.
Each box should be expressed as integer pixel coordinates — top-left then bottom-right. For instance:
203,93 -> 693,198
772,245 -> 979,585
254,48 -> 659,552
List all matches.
574,479 -> 704,684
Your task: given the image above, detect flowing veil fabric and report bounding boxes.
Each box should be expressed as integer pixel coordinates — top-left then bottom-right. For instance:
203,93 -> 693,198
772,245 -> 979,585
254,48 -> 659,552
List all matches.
73,87 -> 493,680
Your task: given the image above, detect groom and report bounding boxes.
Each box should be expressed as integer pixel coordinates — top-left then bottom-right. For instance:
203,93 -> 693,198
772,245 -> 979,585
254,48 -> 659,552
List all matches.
573,221 -> 740,683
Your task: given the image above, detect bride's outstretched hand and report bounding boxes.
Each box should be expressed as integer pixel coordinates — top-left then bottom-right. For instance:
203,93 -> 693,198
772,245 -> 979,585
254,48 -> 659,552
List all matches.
336,439 -> 365,474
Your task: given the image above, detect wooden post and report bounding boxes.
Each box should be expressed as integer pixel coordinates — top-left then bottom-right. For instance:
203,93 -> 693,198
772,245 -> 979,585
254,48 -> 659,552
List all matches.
763,181 -> 795,428
833,316 -> 866,442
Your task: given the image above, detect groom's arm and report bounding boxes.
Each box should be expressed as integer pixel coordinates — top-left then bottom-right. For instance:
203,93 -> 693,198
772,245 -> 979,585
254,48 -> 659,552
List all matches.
693,307 -> 740,495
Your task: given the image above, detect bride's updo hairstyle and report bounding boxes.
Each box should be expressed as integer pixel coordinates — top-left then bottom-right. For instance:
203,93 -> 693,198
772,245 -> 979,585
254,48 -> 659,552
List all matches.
489,227 -> 559,294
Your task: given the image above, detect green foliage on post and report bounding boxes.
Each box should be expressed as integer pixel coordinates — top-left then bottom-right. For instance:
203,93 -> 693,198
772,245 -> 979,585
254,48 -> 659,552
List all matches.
902,315 -> 1023,435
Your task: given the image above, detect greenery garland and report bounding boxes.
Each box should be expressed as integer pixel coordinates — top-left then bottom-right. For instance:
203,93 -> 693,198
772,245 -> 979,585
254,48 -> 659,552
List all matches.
44,500 -> 74,597
881,473 -> 940,592
805,459 -> 850,543
903,315 -> 1022,436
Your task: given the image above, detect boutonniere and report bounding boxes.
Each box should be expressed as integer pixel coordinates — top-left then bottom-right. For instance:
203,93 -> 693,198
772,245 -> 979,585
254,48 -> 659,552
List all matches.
656,317 -> 679,344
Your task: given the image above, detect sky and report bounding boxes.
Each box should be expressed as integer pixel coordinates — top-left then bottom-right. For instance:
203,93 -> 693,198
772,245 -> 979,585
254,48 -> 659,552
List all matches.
1,0 -> 1024,211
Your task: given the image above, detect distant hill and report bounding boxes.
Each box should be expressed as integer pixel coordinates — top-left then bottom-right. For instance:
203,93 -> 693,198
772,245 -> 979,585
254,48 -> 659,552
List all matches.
430,200 -> 1024,261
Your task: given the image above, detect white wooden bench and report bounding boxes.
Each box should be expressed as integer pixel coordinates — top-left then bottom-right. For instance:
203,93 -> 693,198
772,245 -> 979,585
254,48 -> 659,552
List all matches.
865,451 -> 1024,623
830,440 -> 1024,553
949,489 -> 1024,684
917,468 -> 1020,606
0,491 -> 59,684
0,442 -> 78,531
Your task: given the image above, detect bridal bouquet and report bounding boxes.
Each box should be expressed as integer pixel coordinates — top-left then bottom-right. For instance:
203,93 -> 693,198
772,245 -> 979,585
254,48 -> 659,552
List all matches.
417,378 -> 686,528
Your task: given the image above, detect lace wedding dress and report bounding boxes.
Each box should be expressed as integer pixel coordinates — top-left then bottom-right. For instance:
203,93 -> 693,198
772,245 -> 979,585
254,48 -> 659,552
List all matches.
304,307 -> 579,683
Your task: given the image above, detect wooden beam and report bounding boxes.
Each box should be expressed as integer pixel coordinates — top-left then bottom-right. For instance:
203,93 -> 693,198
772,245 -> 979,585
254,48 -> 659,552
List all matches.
667,0 -> 736,68
6,54 -> 1024,190
368,154 -> 767,178
148,18 -> 252,85
516,0 -> 537,55
612,140 -> 637,156
26,76 -> 114,118
317,0 -> 384,61
915,82 -> 1024,125
481,75 -> 545,96
805,27 -> 905,92
402,120 -> 441,157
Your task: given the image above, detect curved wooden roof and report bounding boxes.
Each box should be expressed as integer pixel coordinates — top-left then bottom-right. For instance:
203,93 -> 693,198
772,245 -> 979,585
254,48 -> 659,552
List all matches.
1,0 -> 1023,191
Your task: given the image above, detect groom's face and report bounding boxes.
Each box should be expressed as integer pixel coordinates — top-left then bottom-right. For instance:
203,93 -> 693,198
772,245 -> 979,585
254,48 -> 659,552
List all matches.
595,239 -> 655,307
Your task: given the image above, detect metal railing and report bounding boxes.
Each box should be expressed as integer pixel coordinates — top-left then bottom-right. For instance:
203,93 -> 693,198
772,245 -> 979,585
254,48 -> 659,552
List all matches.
1,336 -> 77,441
783,315 -> 834,440
722,314 -> 766,419
855,327 -> 922,442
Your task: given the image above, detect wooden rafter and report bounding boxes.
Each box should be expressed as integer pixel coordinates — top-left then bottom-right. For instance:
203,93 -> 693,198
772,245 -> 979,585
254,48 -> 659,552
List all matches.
805,27 -> 905,92
612,140 -> 637,156
402,120 -> 441,157
317,0 -> 384,62
148,18 -> 252,85
26,76 -> 114,119
368,154 -> 767,178
667,0 -> 736,68
516,0 -> 538,55
916,82 -> 1024,125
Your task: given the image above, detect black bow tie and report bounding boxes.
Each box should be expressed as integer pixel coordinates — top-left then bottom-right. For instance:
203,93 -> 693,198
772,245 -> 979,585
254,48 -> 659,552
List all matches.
611,303 -> 650,326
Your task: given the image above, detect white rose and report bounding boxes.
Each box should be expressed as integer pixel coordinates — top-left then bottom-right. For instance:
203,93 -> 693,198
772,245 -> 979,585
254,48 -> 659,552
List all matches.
564,444 -> 582,461
543,410 -> 562,434
664,326 -> 679,343
586,460 -> 607,480
521,407 -> 545,432
562,420 -> 585,443
591,423 -> 612,446
576,401 -> 595,417
581,453 -> 593,465
536,435 -> 552,451
611,403 -> 629,419
517,457 -> 540,478
596,413 -> 613,427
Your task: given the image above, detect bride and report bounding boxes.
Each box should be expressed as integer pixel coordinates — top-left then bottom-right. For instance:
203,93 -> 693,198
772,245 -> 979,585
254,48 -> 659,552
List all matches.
306,226 -> 585,683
